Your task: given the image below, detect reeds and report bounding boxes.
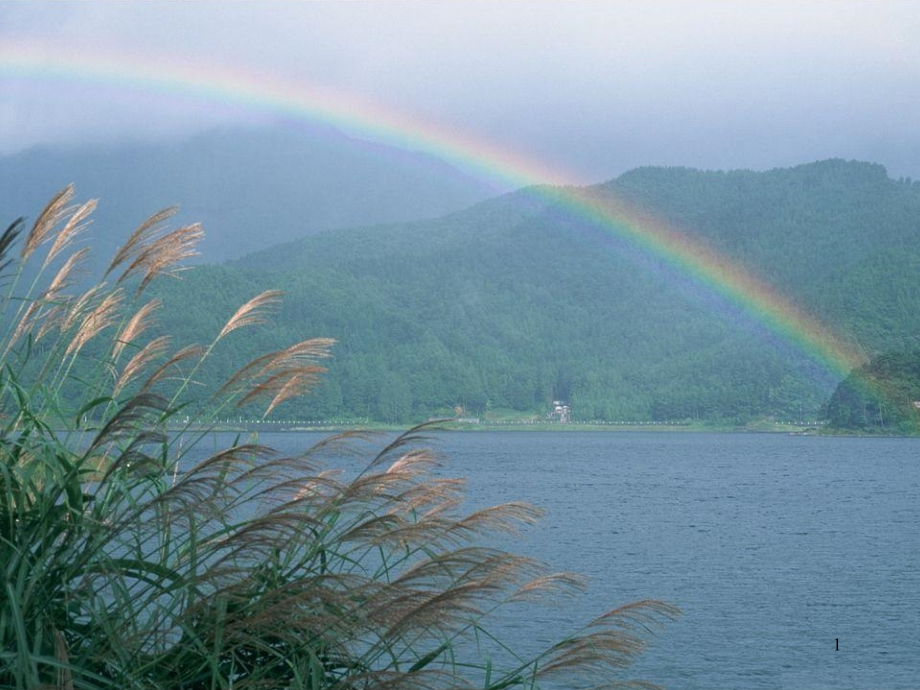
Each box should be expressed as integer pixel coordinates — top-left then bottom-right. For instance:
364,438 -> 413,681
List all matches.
0,188 -> 677,690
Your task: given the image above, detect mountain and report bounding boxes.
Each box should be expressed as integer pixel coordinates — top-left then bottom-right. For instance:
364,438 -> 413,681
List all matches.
138,160 -> 920,423
0,125 -> 495,264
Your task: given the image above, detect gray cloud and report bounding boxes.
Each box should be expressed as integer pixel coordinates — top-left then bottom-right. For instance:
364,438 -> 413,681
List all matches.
1,1 -> 919,183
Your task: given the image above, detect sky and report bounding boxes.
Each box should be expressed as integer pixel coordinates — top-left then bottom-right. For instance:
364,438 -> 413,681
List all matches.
1,1 -> 919,186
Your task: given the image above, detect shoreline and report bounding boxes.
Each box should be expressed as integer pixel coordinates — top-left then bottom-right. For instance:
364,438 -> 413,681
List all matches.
163,419 -> 917,438
167,421 -> 838,435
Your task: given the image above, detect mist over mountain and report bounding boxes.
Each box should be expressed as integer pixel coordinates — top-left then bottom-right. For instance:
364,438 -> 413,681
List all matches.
0,125 -> 495,264
144,159 -> 920,424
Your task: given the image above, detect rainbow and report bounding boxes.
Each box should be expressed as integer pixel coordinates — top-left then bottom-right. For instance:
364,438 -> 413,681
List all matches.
0,41 -> 867,385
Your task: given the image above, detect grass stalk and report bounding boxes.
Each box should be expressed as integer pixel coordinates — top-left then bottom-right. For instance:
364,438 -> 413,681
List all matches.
0,189 -> 676,690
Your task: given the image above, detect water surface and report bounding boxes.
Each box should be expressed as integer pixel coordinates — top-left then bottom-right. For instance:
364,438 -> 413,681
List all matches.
200,431 -> 920,689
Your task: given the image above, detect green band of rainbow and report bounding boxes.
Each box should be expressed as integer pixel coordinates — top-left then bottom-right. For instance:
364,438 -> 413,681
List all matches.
0,41 -> 866,385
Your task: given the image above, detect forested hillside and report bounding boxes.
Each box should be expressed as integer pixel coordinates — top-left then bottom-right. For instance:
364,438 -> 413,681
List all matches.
147,159 -> 920,424
0,125 -> 493,266
825,351 -> 920,433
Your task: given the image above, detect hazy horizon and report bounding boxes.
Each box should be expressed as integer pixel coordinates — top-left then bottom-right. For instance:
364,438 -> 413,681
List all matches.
2,1 -> 919,185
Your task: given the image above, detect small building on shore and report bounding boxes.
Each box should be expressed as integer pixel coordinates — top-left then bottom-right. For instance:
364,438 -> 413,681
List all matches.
548,401 -> 571,423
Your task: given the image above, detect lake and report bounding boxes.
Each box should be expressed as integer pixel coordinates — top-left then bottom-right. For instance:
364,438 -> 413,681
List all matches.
196,431 -> 920,689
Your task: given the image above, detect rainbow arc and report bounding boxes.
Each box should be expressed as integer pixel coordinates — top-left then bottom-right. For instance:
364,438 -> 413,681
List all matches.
0,41 -> 867,384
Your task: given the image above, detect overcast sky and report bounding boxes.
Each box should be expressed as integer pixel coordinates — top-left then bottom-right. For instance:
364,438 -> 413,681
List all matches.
1,1 -> 919,185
